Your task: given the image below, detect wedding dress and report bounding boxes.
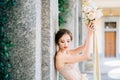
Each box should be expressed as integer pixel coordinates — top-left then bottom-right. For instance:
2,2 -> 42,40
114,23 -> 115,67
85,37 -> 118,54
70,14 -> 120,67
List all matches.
58,63 -> 88,80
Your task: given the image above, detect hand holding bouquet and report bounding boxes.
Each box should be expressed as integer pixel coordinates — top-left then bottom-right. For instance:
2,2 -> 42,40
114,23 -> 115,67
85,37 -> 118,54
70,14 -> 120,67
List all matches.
82,0 -> 103,25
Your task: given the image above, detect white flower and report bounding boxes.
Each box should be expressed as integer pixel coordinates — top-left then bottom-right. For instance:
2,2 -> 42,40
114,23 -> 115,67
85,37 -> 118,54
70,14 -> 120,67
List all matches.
82,0 -> 103,25
87,10 -> 96,20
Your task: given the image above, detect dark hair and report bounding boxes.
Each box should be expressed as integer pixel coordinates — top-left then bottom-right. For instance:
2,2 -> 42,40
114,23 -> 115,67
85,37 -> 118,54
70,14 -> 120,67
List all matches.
55,29 -> 72,45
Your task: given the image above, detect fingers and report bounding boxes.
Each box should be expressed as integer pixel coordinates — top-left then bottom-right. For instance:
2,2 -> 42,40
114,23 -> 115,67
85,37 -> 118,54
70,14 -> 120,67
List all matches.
88,21 -> 95,31
90,24 -> 95,31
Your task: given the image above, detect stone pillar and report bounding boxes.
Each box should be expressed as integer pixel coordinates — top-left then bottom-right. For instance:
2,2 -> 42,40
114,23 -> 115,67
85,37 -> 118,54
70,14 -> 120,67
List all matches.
78,0 -> 83,45
6,0 -> 58,80
74,0 -> 79,47
41,0 -> 58,80
6,0 -> 41,80
35,0 -> 42,79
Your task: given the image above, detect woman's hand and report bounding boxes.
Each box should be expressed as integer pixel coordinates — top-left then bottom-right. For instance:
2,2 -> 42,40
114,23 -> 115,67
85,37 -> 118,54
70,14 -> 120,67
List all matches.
87,20 -> 95,35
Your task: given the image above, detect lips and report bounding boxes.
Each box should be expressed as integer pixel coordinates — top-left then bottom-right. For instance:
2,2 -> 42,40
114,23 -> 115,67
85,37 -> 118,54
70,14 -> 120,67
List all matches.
64,46 -> 68,49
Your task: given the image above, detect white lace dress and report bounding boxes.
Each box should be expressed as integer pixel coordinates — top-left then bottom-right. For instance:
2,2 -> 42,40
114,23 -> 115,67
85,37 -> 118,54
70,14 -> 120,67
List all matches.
58,63 -> 88,80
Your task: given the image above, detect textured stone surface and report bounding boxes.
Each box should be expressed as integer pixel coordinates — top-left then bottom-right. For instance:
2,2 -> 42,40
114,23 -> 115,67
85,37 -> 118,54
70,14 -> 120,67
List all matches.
41,0 -> 51,80
41,0 -> 58,80
6,0 -> 36,80
5,0 -> 58,79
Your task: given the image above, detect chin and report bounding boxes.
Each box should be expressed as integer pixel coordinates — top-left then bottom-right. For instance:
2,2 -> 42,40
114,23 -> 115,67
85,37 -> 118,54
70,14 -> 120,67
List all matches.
64,48 -> 69,50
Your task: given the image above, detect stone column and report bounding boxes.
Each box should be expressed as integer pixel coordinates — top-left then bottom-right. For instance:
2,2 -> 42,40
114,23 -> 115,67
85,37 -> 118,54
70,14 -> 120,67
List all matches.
78,0 -> 85,72
6,0 -> 41,80
35,0 -> 42,79
74,0 -> 79,47
41,0 -> 58,80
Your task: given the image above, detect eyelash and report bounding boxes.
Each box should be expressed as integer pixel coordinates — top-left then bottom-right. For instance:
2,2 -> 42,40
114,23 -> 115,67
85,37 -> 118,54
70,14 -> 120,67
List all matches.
61,41 -> 70,43
67,41 -> 70,43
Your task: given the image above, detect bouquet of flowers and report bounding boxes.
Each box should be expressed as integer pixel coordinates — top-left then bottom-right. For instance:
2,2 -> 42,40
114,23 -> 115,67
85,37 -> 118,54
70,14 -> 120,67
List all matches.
82,0 -> 103,25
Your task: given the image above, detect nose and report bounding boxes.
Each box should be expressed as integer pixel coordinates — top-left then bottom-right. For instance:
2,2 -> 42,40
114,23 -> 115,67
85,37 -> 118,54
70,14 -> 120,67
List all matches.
64,42 -> 68,46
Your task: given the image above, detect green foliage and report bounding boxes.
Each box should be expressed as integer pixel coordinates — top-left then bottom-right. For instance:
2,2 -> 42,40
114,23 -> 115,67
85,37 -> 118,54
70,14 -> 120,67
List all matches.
0,0 -> 15,80
58,0 -> 70,27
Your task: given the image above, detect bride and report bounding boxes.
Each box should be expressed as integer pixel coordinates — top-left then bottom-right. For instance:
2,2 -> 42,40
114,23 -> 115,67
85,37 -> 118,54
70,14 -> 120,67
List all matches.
55,21 -> 94,80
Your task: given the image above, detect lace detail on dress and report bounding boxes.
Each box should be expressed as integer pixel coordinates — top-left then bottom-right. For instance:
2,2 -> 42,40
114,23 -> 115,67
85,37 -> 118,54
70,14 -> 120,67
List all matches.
58,64 -> 88,80
80,74 -> 88,80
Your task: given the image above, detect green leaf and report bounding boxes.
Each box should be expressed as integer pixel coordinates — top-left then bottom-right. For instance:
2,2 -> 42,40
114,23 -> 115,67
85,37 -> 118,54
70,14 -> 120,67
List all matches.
5,52 -> 9,58
0,0 -> 15,80
0,63 -> 4,66
7,63 -> 12,68
5,74 -> 9,79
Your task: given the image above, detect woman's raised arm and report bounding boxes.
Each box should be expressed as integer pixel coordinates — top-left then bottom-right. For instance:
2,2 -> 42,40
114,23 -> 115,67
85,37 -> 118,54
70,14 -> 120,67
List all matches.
69,21 -> 94,55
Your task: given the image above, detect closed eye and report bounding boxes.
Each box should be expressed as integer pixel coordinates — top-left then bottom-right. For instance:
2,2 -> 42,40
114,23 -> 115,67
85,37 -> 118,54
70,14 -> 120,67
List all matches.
61,41 -> 64,43
67,40 -> 70,43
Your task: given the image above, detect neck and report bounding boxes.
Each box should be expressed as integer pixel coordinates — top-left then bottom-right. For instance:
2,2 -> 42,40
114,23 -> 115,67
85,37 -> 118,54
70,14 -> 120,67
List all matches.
58,49 -> 67,53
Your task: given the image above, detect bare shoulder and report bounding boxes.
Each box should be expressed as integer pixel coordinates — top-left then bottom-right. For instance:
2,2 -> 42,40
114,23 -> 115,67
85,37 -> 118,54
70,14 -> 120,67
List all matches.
55,52 -> 64,60
55,52 -> 65,70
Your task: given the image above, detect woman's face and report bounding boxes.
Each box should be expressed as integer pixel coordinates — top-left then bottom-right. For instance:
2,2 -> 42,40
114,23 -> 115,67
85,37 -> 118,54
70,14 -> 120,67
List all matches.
58,34 -> 71,51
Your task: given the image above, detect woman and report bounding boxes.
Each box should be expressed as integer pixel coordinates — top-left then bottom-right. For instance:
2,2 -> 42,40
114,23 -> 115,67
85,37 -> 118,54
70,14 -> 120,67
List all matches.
55,21 -> 94,80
